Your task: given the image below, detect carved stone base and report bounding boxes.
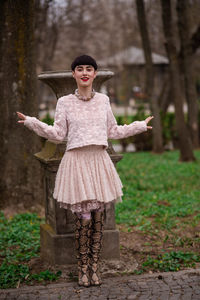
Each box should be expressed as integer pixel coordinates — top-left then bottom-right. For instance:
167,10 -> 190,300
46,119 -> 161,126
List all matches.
40,223 -> 120,265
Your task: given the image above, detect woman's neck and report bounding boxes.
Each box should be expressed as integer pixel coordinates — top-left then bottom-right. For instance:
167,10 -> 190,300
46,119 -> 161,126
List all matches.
77,86 -> 93,98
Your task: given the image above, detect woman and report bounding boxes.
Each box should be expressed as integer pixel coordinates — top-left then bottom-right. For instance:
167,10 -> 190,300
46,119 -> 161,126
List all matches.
17,55 -> 153,287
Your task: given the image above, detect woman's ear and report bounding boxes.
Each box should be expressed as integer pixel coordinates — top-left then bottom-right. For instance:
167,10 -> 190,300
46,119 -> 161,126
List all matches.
94,70 -> 97,78
72,71 -> 75,78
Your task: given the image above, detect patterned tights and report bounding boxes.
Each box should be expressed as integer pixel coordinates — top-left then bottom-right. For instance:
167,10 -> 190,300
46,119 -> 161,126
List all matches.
76,207 -> 104,219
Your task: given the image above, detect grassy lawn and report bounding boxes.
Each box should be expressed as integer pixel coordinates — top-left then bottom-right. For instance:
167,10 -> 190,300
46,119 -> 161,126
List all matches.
0,150 -> 200,288
116,150 -> 200,230
116,150 -> 200,274
0,212 -> 61,288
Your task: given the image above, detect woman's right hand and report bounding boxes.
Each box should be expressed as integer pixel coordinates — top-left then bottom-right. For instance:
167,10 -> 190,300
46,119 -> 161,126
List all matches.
16,111 -> 26,123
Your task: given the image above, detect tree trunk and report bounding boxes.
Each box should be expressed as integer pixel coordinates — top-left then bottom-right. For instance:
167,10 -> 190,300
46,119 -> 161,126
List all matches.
160,0 -> 195,161
0,0 -> 44,209
190,25 -> 200,54
136,0 -> 164,153
177,0 -> 199,148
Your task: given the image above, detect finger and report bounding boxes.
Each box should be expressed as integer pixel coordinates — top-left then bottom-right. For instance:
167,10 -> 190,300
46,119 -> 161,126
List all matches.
18,120 -> 25,123
17,112 -> 26,119
147,126 -> 152,129
146,116 -> 154,123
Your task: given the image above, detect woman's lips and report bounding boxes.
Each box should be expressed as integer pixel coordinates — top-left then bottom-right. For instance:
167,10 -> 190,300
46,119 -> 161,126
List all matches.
81,78 -> 89,81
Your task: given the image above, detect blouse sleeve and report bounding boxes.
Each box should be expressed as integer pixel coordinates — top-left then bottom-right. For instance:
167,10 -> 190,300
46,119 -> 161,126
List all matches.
23,97 -> 68,143
107,98 -> 147,139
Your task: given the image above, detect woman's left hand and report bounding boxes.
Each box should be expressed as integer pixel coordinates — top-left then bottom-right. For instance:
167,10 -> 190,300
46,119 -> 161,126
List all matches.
145,116 -> 154,130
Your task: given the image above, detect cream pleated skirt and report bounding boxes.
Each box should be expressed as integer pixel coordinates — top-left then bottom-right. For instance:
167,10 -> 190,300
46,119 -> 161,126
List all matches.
53,145 -> 123,213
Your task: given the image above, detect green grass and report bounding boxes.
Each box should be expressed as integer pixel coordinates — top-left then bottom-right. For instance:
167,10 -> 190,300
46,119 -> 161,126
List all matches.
135,251 -> 200,274
116,150 -> 200,231
0,212 -> 61,289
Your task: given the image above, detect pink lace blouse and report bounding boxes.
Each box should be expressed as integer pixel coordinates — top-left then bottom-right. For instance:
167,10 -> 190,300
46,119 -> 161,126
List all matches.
24,92 -> 147,150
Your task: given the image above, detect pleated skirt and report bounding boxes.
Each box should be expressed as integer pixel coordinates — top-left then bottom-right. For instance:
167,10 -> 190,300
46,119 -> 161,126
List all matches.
53,145 -> 123,213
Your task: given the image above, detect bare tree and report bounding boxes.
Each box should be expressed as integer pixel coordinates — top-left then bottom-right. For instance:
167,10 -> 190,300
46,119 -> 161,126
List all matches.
136,0 -> 164,153
190,25 -> 200,54
160,0 -> 195,161
177,0 -> 199,148
0,0 -> 44,208
52,0 -> 142,69
35,0 -> 63,71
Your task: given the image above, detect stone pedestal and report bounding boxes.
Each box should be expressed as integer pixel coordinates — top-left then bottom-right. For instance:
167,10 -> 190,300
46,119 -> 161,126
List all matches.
40,225 -> 120,265
35,70 -> 123,265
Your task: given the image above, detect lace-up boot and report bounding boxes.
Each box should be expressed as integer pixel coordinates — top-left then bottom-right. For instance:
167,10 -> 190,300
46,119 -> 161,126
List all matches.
90,210 -> 104,286
74,214 -> 92,287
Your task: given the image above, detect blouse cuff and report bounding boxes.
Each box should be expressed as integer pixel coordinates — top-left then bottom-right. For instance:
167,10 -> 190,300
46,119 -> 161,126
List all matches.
132,120 -> 147,132
24,116 -> 36,128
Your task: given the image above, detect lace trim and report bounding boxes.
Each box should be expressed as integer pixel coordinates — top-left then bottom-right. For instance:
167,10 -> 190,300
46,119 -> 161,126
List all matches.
58,198 -> 120,213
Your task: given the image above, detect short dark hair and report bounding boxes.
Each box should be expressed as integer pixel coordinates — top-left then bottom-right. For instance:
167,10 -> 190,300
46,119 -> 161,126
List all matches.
71,55 -> 98,71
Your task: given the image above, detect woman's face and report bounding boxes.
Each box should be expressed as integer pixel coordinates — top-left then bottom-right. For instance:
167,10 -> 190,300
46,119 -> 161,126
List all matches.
72,65 -> 97,89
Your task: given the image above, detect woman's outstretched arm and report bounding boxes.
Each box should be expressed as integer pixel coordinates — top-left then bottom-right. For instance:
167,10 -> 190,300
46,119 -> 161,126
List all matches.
16,97 -> 68,143
107,98 -> 153,139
